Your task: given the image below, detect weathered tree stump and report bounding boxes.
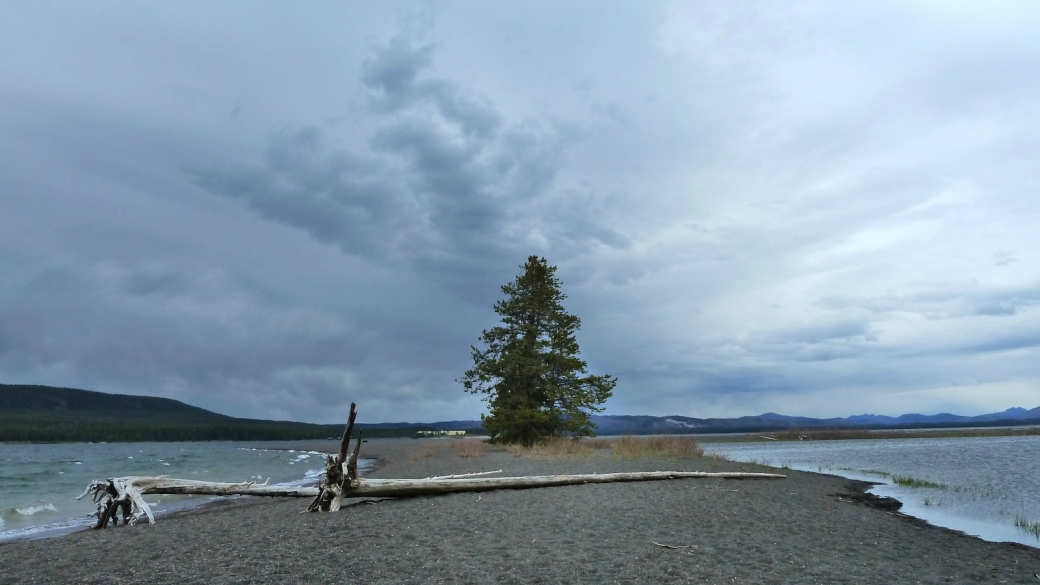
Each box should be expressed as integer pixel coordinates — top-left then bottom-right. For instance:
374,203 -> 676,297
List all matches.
307,402 -> 362,512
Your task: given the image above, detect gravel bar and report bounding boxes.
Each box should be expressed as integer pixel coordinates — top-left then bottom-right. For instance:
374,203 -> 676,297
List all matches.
2,437 -> 1039,584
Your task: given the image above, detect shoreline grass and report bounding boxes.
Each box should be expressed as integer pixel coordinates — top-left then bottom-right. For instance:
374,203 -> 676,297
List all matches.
610,435 -> 704,458
891,475 -> 946,489
503,435 -> 704,459
1015,514 -> 1040,539
407,442 -> 440,462
451,439 -> 488,458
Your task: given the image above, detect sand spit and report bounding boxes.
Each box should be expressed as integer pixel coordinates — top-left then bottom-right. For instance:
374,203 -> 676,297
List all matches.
1,437 -> 1038,584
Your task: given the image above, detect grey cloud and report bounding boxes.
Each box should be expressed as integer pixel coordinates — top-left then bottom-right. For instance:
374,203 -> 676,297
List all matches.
763,321 -> 872,345
191,31 -> 630,292
3,2 -> 1039,424
361,34 -> 502,138
960,332 -> 1040,355
819,284 -> 1040,320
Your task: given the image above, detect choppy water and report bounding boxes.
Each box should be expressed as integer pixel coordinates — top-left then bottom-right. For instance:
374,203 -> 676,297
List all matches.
707,435 -> 1040,547
0,441 -> 371,542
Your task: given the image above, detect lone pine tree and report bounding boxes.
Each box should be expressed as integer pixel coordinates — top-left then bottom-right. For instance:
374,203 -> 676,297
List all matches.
461,256 -> 616,445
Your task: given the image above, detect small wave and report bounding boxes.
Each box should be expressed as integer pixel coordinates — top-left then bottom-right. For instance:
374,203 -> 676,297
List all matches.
0,516 -> 95,543
15,504 -> 58,516
271,458 -> 373,489
270,467 -> 325,489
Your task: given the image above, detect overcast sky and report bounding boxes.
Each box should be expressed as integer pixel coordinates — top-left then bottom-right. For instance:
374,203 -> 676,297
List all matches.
2,1 -> 1038,424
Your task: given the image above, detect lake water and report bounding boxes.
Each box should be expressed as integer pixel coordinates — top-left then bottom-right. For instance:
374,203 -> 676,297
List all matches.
0,441 -> 372,542
707,435 -> 1040,548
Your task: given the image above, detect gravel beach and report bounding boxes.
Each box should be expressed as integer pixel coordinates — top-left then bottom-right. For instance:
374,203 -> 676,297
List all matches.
2,437 -> 1039,584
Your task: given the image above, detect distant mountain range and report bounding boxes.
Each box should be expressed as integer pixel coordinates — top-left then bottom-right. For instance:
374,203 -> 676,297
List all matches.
361,406 -> 1040,434
3,382 -> 1038,441
584,406 -> 1040,434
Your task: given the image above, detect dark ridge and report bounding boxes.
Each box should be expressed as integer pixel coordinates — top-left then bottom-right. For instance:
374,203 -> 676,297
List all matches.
0,383 -> 469,443
0,383 -> 231,420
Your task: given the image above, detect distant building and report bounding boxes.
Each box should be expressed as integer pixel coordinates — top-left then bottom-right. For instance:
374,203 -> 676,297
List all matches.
415,430 -> 467,437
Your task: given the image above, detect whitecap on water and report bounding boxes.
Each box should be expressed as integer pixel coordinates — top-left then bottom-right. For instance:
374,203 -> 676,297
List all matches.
15,504 -> 58,516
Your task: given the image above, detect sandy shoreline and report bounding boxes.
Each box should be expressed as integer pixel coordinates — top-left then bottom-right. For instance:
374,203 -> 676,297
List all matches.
2,437 -> 1039,584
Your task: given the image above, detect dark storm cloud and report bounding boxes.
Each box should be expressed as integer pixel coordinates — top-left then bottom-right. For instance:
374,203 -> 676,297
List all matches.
192,31 -> 628,296
2,2 -> 1038,423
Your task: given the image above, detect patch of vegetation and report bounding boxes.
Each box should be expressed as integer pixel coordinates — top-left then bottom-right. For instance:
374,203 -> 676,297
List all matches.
408,442 -> 440,462
858,469 -> 892,477
892,475 -> 946,489
702,450 -> 733,462
503,434 -> 706,460
451,439 -> 488,458
1014,514 -> 1040,539
610,435 -> 704,459
505,436 -> 596,459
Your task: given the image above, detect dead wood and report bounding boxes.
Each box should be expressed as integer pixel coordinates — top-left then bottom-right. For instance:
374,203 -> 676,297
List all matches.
80,405 -> 786,528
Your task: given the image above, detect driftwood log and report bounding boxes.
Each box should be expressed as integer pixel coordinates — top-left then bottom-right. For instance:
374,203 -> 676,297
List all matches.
80,403 -> 785,528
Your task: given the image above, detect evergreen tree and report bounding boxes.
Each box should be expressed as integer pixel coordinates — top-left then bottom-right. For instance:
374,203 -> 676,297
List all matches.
460,256 -> 616,445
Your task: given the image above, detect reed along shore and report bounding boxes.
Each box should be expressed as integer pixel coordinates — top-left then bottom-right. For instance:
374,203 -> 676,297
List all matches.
2,437 -> 1039,584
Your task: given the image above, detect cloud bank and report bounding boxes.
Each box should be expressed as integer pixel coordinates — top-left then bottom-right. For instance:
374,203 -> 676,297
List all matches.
1,1 -> 1038,423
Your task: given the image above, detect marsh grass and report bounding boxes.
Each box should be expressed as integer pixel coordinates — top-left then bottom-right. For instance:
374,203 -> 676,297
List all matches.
504,434 -> 705,459
408,442 -> 440,463
858,469 -> 892,477
702,450 -> 733,462
610,435 -> 704,458
451,439 -> 488,458
505,436 -> 595,458
1015,514 -> 1040,539
892,475 -> 946,489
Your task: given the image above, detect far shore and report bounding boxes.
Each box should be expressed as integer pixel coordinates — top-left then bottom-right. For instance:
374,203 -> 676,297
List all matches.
3,423 -> 1039,446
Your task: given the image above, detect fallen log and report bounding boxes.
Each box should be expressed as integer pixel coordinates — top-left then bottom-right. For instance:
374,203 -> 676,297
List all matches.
79,404 -> 786,528
79,470 -> 785,526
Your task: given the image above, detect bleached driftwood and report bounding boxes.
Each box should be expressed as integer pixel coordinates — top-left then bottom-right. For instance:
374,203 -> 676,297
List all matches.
428,470 -> 503,480
79,470 -> 785,527
77,477 -> 155,528
306,402 -> 363,512
81,404 -> 786,528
